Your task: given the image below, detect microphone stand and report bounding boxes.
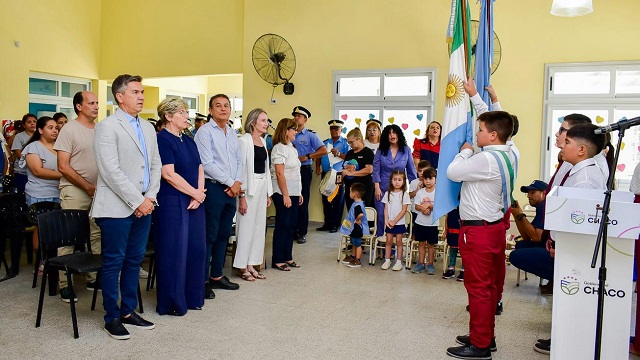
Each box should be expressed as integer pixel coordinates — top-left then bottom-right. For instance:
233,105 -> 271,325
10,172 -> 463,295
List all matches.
590,126 -> 627,360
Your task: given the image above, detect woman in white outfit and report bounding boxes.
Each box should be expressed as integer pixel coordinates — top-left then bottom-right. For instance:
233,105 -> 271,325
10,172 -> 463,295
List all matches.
233,108 -> 273,281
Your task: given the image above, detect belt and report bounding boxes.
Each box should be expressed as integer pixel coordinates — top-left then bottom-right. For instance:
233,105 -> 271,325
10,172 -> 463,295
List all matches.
460,219 -> 502,227
205,178 -> 224,185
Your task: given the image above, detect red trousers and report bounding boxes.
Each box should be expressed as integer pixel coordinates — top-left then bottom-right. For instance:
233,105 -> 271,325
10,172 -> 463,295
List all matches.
632,195 -> 640,351
459,222 -> 507,349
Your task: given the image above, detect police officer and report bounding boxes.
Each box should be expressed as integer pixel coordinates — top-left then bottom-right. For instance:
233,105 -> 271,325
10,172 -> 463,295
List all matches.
291,106 -> 327,244
316,119 -> 350,232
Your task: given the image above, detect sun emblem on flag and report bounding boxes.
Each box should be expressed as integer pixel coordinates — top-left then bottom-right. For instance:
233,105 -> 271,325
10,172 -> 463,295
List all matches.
445,74 -> 465,107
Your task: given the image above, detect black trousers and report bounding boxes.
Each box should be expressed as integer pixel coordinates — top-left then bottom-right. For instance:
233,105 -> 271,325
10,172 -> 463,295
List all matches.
296,165 -> 312,237
320,171 -> 345,229
272,193 -> 299,263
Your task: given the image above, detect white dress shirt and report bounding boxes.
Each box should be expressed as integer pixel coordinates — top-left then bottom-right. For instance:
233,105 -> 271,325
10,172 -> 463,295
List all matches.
447,144 -> 517,222
561,158 -> 607,189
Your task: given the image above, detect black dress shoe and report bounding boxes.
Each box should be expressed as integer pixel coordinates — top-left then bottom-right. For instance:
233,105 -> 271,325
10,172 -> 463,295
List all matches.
297,236 -> 307,244
446,344 -> 492,359
456,334 -> 497,352
495,301 -> 503,316
190,306 -> 203,310
209,276 -> 240,290
204,282 -> 216,299
316,225 -> 331,231
329,227 -> 338,233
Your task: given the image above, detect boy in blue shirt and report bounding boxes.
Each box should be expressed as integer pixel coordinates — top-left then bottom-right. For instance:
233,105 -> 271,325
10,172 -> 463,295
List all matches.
340,182 -> 368,268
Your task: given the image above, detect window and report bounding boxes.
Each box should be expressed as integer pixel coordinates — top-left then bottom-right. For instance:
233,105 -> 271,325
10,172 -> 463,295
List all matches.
28,72 -> 91,118
166,92 -> 200,118
333,68 -> 436,144
543,62 -> 640,190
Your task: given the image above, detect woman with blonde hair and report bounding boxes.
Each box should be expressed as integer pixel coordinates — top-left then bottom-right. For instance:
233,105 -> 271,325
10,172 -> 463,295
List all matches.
342,128 -> 374,209
270,118 -> 303,271
233,108 -> 272,281
364,119 -> 382,152
153,98 -> 207,316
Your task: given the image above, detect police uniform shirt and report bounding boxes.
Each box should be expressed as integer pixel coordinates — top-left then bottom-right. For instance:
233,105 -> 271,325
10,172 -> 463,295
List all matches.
292,127 -> 324,166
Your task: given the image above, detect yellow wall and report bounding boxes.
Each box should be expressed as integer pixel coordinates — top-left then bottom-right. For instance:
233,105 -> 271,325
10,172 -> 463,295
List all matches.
145,76 -> 210,114
99,0 -> 244,79
0,0 -> 101,118
242,0 -> 640,215
208,74 -> 243,97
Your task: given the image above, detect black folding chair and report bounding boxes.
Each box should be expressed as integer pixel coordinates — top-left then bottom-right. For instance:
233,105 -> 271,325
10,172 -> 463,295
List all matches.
35,209 -> 101,339
28,201 -> 62,289
0,193 -> 29,281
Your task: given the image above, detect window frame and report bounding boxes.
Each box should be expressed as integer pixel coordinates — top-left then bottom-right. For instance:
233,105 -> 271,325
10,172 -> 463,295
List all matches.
542,61 -> 640,190
333,68 -> 437,144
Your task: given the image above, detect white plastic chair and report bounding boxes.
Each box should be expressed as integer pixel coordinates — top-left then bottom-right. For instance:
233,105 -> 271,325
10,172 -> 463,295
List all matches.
373,212 -> 412,266
405,225 -> 446,269
337,207 -> 377,265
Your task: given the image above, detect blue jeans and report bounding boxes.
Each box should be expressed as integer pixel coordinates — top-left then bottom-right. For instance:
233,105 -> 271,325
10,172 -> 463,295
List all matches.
96,214 -> 151,323
203,182 -> 236,279
25,194 -> 61,206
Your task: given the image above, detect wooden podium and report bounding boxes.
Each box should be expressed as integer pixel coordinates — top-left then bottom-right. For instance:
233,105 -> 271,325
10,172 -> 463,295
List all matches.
546,186 -> 640,360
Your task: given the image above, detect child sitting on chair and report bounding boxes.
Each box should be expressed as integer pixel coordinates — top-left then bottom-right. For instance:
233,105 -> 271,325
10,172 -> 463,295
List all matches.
381,170 -> 411,271
411,167 -> 439,275
340,182 -> 369,268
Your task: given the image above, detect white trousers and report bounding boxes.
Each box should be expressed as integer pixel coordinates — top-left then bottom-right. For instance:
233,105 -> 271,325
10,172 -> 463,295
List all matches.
233,175 -> 268,268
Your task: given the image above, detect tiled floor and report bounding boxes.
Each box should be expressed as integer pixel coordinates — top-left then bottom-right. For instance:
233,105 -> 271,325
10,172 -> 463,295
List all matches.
0,224 -> 637,359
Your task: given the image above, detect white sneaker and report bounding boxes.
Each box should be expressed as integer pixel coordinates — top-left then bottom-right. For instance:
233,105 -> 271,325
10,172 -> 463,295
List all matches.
381,260 -> 391,270
139,267 -> 149,279
392,261 -> 403,271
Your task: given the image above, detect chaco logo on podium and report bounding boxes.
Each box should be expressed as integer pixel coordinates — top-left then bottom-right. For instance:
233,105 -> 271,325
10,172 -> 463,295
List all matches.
570,211 -> 585,224
561,276 -> 580,295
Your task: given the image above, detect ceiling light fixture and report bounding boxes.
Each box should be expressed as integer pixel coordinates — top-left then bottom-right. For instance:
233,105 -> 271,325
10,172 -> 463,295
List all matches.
551,0 -> 593,17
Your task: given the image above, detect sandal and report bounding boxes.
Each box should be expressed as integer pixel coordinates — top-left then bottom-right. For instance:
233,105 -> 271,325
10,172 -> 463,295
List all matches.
240,271 -> 255,281
249,268 -> 266,280
271,263 -> 290,271
285,261 -> 300,268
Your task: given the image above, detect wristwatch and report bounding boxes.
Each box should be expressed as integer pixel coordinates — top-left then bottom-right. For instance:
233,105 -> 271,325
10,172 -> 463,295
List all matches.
306,153 -> 312,159
239,193 -> 246,198
516,213 -> 527,221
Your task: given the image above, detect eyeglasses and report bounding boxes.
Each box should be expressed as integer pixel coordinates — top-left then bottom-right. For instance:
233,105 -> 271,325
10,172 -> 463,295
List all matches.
557,126 -> 569,134
347,140 -> 356,145
287,126 -> 297,130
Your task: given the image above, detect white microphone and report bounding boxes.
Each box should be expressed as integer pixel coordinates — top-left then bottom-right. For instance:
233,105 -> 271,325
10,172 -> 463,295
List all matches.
594,116 -> 640,134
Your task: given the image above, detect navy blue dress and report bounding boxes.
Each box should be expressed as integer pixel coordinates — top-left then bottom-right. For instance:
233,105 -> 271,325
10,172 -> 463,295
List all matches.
153,129 -> 206,315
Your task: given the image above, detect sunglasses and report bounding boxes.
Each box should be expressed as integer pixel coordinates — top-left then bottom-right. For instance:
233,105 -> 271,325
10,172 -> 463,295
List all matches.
557,126 -> 569,134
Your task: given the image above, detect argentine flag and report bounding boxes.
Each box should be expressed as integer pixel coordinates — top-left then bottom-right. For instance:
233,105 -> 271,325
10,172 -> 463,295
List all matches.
433,0 -> 473,223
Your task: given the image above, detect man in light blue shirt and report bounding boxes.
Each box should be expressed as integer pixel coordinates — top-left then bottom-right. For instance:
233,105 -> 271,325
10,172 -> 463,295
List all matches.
291,106 -> 327,243
195,94 -> 243,298
316,119 -> 350,232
